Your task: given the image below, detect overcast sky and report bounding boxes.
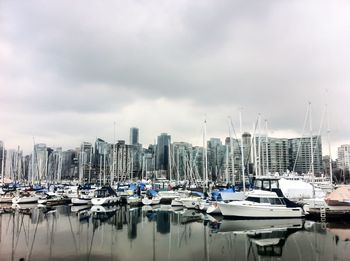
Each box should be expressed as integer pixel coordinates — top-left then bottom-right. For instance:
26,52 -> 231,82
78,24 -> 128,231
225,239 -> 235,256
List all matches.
1,0 -> 349,157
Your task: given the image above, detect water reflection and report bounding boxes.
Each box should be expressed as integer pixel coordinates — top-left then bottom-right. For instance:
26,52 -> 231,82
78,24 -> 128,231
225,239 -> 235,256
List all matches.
0,204 -> 349,261
217,218 -> 304,258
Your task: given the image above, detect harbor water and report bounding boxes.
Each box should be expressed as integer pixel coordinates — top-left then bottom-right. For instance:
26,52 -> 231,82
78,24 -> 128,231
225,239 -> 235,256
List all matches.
0,204 -> 349,261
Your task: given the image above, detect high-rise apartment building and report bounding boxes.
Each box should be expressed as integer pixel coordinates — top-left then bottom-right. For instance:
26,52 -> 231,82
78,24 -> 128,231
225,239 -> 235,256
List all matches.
156,133 -> 171,172
31,143 -> 48,182
129,127 -> 139,145
0,141 -> 4,178
288,136 -> 323,174
224,137 -> 242,182
258,137 -> 289,174
207,138 -> 225,181
337,144 -> 350,169
172,142 -> 192,181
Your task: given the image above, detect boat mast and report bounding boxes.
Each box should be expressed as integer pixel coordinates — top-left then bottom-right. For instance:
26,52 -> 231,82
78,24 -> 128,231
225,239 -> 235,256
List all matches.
265,119 -> 269,175
225,141 -> 229,184
257,114 -> 261,177
103,152 -> 106,185
111,121 -> 116,184
239,110 -> 246,192
1,143 -> 4,185
203,118 -> 208,191
88,145 -> 92,184
79,145 -> 83,184
228,118 -> 235,186
99,155 -> 102,187
326,104 -> 333,185
253,123 -> 257,177
168,142 -> 172,181
176,148 -> 180,183
309,102 -> 315,197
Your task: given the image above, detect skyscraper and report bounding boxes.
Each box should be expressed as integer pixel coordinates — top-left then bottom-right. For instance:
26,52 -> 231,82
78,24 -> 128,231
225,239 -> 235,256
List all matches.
207,138 -> 225,181
288,136 -> 323,174
129,127 -> 139,145
156,133 -> 171,172
0,141 -> 4,178
337,144 -> 350,169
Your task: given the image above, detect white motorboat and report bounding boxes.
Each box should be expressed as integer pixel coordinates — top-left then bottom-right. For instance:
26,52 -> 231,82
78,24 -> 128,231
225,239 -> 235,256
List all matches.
181,196 -> 201,209
37,193 -> 70,206
142,196 -> 161,205
171,198 -> 183,207
91,186 -> 120,206
71,190 -> 95,205
157,190 -> 180,204
12,192 -> 39,204
206,202 -> 221,214
0,191 -> 16,203
63,185 -> 79,199
142,189 -> 161,205
127,195 -> 142,206
218,190 -> 304,218
198,199 -> 210,211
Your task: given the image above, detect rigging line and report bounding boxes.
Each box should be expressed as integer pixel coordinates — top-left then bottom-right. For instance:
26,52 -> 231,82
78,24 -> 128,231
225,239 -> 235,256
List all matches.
292,104 -> 310,173
14,213 -> 26,250
228,117 -> 242,153
87,224 -> 96,261
68,211 -> 79,254
244,115 -> 259,170
27,209 -> 41,261
308,105 -> 326,173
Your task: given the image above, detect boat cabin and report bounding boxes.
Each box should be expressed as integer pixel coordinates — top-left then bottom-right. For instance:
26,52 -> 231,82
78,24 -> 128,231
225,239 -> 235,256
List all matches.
253,176 -> 280,191
246,196 -> 286,205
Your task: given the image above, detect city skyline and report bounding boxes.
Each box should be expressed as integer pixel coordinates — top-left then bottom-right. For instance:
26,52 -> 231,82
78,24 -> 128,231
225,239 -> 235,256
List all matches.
1,1 -> 349,157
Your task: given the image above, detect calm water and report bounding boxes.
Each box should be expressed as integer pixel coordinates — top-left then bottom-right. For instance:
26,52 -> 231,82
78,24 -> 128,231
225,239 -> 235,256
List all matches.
0,204 -> 349,261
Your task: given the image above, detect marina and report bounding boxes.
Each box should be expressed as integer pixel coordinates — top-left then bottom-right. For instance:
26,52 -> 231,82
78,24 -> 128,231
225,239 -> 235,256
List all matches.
0,204 -> 349,261
1,1 -> 350,260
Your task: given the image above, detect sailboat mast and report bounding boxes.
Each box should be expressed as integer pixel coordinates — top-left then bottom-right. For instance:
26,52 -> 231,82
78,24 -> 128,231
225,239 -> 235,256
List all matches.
99,155 -> 102,187
309,102 -> 315,176
325,104 -> 333,184
239,110 -> 246,192
103,152 -> 106,185
225,143 -> 229,184
257,114 -> 261,177
228,119 -> 235,186
1,144 -> 4,185
89,146 -> 92,184
203,119 -> 208,190
309,102 -> 315,198
168,142 -> 172,181
176,149 -> 180,183
253,123 -> 257,177
265,119 -> 269,175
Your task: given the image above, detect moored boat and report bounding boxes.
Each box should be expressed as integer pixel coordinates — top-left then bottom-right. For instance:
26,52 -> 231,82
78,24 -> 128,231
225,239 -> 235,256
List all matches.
12,191 -> 39,204
91,186 -> 120,206
218,190 -> 304,218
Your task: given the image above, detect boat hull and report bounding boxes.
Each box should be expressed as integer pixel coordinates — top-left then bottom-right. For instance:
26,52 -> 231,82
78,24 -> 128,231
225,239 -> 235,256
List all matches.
91,196 -> 119,206
142,197 -> 160,205
218,201 -> 304,218
71,197 -> 91,205
12,196 -> 39,204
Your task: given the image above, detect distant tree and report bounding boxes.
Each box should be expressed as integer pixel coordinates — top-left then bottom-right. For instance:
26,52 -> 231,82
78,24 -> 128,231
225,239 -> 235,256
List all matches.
333,168 -> 350,184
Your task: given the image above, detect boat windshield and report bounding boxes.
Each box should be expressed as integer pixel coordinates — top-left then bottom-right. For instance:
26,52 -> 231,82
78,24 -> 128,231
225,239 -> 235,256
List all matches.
246,196 -> 285,205
254,179 -> 279,191
95,189 -> 109,198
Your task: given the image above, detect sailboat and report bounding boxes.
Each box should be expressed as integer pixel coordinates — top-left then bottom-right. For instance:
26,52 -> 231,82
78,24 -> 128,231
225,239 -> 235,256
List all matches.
302,103 -> 350,219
